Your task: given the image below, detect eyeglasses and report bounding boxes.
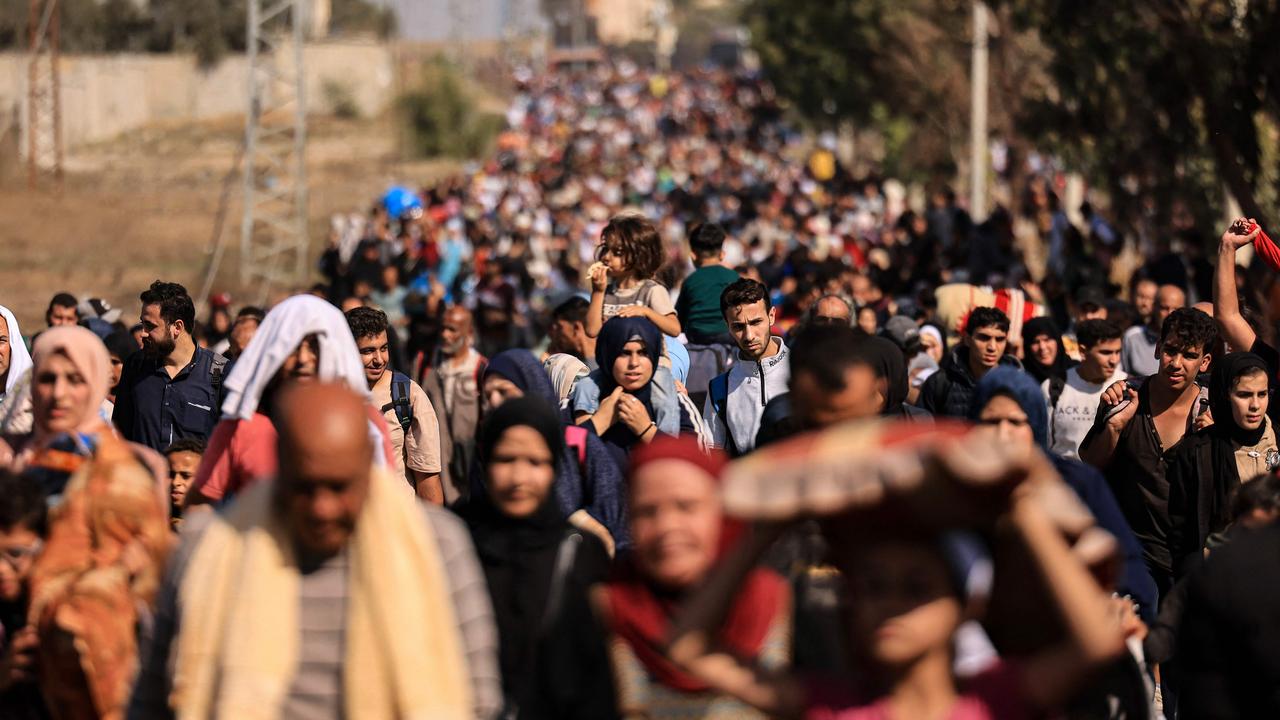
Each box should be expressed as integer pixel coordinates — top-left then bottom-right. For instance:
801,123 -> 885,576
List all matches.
0,542 -> 43,568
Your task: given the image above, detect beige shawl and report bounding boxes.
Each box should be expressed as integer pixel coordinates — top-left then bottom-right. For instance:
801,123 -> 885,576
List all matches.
171,469 -> 473,720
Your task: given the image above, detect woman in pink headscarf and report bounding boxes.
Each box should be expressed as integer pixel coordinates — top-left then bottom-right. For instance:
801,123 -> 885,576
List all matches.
0,326 -> 140,495
1,327 -> 171,719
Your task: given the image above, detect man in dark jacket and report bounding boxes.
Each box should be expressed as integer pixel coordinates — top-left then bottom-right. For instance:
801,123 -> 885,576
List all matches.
916,307 -> 1020,418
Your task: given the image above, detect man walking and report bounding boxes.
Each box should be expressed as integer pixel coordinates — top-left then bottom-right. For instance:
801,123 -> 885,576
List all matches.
1044,318 -> 1128,458
916,307 -> 1020,418
703,279 -> 790,457
347,306 -> 444,503
113,281 -> 227,452
421,305 -> 487,504
1081,307 -> 1215,601
129,383 -> 501,719
1122,284 -> 1185,376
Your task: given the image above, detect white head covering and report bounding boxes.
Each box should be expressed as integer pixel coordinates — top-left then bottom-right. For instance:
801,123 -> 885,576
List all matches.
920,325 -> 944,347
0,305 -> 34,398
543,353 -> 589,409
220,294 -> 370,421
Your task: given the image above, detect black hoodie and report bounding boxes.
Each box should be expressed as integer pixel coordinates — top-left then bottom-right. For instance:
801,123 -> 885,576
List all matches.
916,345 -> 1021,418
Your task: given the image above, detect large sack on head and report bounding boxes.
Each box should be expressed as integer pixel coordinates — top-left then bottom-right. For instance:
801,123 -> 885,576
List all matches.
934,283 -> 1046,343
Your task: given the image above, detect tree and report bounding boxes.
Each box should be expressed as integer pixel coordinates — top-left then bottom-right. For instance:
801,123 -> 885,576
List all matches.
742,0 -> 1051,183
398,57 -> 504,159
0,0 -> 395,67
746,0 -> 1280,233
1003,0 -> 1280,230
330,0 -> 398,38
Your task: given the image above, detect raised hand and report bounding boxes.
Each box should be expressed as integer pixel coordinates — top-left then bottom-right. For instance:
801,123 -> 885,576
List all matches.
589,262 -> 610,292
1222,217 -> 1261,249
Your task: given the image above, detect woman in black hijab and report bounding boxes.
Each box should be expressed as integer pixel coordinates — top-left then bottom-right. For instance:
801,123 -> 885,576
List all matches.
461,396 -> 618,720
1021,316 -> 1074,385
855,335 -> 933,422
571,317 -> 689,472
1167,352 -> 1279,580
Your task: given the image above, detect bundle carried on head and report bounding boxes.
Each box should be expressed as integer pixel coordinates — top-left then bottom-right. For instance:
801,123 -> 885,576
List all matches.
934,283 -> 1046,344
719,418 -> 1118,656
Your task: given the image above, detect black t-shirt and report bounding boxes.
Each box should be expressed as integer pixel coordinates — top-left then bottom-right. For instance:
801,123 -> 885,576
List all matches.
1083,382 -> 1196,575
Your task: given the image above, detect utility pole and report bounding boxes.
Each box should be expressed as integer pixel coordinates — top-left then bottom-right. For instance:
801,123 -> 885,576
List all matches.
241,0 -> 310,303
969,1 -> 989,223
25,0 -> 63,191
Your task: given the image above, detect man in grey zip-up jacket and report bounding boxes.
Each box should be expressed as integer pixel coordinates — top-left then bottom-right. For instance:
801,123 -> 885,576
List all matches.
703,279 -> 791,456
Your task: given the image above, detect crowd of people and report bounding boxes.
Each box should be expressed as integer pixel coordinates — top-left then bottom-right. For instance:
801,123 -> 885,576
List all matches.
0,60 -> 1276,719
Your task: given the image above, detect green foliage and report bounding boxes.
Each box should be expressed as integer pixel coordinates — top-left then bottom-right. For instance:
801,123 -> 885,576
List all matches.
0,0 -> 394,66
746,0 -> 1280,231
330,0 -> 398,39
742,0 -> 1010,183
323,79 -> 361,119
398,58 -> 504,160
744,0 -> 893,126
1002,1 -> 1279,230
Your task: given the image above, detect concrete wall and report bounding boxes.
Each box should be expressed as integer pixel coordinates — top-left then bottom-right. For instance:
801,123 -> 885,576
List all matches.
588,0 -> 658,45
0,39 -> 397,150
389,0 -> 546,42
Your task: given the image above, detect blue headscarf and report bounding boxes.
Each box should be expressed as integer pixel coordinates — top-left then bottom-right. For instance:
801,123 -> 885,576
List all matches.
971,366 -> 1049,450
484,349 -> 558,408
665,336 -> 690,385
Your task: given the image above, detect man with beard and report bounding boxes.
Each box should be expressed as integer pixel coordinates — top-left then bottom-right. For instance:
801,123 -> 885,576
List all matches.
112,281 -> 228,452
703,279 -> 790,457
421,305 -> 487,505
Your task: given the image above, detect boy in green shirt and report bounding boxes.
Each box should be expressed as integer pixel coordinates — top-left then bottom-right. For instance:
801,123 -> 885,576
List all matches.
676,223 -> 739,407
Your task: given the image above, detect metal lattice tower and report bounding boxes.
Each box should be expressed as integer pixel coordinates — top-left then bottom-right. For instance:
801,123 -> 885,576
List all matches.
241,0 -> 310,302
25,0 -> 63,190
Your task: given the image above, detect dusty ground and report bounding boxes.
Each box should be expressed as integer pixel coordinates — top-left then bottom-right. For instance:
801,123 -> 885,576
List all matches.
0,113 -> 461,331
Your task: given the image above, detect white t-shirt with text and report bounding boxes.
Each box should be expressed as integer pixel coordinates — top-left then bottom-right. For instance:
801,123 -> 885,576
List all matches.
1043,365 -> 1128,459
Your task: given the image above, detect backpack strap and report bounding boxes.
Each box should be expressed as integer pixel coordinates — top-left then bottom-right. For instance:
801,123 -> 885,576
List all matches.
1048,375 -> 1066,411
209,353 -> 229,418
709,371 -> 740,457
383,371 -> 414,433
564,425 -> 589,470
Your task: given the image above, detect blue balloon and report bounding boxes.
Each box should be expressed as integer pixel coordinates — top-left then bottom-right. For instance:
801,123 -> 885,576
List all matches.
382,186 -> 423,218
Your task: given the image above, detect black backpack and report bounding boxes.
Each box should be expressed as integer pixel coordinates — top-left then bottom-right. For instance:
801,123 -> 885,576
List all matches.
381,371 -> 414,432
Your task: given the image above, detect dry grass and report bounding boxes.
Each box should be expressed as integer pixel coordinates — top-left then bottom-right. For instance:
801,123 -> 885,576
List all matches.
0,113 -> 461,331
